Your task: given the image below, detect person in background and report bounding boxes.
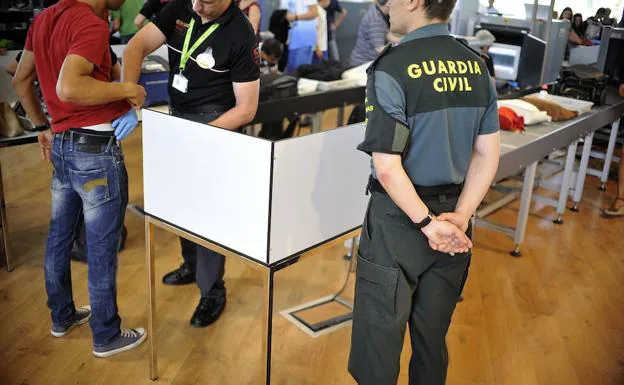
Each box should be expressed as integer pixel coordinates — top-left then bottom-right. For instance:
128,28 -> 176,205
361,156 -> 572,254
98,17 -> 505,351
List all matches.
260,38 -> 283,74
111,0 -> 143,43
283,0 -> 319,73
474,29 -> 495,80
485,0 -> 498,15
134,0 -> 170,29
324,0 -> 346,61
601,8 -> 616,25
237,0 -> 261,36
350,0 -> 398,67
572,13 -> 586,39
603,84 -> 624,218
314,0 -> 329,63
560,7 -> 590,45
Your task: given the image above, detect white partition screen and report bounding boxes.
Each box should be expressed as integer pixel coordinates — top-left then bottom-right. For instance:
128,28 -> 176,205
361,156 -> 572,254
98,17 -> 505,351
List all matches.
142,109 -> 273,263
269,124 -> 370,264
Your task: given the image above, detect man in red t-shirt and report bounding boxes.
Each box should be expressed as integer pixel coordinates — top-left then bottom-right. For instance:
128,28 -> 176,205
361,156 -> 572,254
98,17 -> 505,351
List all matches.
12,0 -> 148,358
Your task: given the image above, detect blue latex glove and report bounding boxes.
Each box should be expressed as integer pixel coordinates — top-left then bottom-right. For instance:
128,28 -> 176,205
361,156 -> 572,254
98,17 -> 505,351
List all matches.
112,109 -> 139,141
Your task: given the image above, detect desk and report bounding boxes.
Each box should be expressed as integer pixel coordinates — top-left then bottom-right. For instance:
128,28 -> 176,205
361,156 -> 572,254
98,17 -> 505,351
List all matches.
0,131 -> 39,271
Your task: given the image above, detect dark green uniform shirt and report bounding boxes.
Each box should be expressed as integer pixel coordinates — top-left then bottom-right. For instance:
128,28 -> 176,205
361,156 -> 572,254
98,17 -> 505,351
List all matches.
358,23 -> 499,187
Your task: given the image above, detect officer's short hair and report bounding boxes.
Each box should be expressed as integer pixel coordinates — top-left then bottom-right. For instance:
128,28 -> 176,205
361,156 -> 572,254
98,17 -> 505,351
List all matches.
423,0 -> 457,21
262,39 -> 283,60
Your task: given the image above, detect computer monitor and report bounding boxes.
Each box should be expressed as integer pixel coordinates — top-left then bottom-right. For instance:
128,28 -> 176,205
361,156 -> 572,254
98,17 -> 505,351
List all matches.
597,27 -> 624,85
517,33 -> 546,87
489,43 -> 522,81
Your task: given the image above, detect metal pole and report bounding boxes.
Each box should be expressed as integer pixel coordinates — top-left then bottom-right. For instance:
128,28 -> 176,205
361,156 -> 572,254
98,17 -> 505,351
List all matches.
539,0 -> 556,85
531,0 -> 539,34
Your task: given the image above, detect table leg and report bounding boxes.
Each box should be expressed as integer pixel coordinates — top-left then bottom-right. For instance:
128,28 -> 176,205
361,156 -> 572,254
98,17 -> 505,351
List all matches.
337,106 -> 345,127
261,268 -> 275,385
572,132 -> 594,211
0,161 -> 13,272
312,112 -> 323,134
599,119 -> 620,191
555,141 -> 578,224
146,218 -> 158,380
511,162 -> 537,257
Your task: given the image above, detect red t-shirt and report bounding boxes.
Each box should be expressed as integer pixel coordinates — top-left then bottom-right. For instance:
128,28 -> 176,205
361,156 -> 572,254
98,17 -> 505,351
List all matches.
25,0 -> 130,133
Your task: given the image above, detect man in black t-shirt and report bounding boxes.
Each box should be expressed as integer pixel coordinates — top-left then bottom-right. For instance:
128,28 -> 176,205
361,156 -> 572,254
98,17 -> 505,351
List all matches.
122,0 -> 260,328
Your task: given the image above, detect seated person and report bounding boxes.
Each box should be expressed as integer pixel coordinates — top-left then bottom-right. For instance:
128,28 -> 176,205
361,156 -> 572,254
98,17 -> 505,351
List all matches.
560,8 -> 590,46
260,39 -> 284,74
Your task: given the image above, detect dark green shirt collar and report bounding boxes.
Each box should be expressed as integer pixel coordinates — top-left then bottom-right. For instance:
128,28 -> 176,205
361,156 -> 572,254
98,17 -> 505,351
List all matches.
399,23 -> 450,45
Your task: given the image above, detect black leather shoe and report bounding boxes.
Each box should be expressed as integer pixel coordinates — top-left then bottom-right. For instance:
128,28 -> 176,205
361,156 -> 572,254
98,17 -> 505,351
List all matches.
162,264 -> 196,285
190,285 -> 227,328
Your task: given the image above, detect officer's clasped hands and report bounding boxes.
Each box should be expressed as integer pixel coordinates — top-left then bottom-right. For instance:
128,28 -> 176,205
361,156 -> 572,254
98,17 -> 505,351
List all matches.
112,108 -> 139,141
421,215 -> 472,255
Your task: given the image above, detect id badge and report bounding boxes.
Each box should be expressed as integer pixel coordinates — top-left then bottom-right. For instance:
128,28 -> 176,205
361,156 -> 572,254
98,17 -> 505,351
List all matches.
173,73 -> 189,93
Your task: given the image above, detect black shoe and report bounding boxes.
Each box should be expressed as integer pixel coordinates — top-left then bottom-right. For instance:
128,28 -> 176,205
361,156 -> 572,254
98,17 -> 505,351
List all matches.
190,285 -> 227,328
162,264 -> 196,285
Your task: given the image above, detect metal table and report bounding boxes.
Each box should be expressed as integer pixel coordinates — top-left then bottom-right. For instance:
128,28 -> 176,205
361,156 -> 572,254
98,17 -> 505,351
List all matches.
477,92 -> 624,255
0,131 -> 39,271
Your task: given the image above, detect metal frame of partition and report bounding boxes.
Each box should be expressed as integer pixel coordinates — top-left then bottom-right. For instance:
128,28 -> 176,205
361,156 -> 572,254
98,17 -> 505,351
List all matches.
144,214 -> 360,385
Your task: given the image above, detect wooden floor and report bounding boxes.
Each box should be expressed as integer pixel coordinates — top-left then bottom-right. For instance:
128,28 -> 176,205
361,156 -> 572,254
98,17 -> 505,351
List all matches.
0,112 -> 623,385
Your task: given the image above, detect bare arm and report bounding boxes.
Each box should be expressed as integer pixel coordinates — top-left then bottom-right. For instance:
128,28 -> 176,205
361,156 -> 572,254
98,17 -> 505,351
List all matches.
439,132 -> 499,231
111,17 -> 121,34
333,8 -> 347,29
286,4 -> 319,21
122,22 -> 166,84
11,50 -> 47,126
56,54 -> 144,107
247,4 -> 261,35
209,80 -> 260,130
568,29 -> 583,44
134,13 -> 147,29
111,61 -> 122,81
455,132 -> 500,217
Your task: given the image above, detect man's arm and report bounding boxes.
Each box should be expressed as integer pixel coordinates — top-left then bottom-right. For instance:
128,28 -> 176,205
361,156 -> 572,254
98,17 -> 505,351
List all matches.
209,80 -> 260,129
286,4 -> 319,21
123,20 -> 167,84
56,54 -> 145,107
439,132 -> 499,230
333,5 -> 347,29
12,50 -> 47,126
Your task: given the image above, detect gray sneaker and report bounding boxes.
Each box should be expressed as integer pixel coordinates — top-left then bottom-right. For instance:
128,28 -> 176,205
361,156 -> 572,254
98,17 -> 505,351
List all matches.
50,305 -> 91,337
92,327 -> 147,358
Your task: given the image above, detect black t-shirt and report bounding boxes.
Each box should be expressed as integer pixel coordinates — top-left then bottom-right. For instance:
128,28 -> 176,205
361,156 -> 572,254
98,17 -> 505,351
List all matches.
153,0 -> 260,111
140,0 -> 170,19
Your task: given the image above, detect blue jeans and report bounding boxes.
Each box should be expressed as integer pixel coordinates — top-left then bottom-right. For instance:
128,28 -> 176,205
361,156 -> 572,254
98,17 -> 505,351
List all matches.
286,46 -> 314,74
45,131 -> 128,347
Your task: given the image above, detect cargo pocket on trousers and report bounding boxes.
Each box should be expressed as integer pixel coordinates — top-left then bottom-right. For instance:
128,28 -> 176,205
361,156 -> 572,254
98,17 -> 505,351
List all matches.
69,168 -> 112,210
354,255 -> 399,325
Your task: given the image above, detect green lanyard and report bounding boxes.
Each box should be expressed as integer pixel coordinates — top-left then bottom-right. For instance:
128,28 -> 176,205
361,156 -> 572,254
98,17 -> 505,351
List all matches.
179,18 -> 219,72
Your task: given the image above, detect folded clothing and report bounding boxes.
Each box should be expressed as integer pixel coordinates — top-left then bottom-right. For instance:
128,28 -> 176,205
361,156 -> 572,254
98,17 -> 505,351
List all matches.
498,99 -> 551,125
522,96 -> 579,121
499,107 -> 525,132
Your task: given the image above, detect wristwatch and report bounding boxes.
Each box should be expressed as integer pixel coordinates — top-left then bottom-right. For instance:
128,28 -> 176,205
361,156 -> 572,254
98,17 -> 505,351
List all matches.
414,212 -> 434,230
33,122 -> 50,132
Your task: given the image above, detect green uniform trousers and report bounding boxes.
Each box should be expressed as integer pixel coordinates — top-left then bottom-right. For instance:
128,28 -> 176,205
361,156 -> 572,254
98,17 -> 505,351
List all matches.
348,190 -> 471,385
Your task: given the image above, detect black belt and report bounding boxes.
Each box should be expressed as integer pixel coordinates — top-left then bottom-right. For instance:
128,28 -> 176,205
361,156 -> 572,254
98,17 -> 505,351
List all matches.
170,104 -> 230,115
367,176 -> 462,198
58,129 -> 116,146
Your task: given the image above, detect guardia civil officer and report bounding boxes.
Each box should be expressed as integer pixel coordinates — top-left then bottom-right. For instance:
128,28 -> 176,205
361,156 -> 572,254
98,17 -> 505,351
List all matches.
348,0 -> 500,384
122,0 -> 260,327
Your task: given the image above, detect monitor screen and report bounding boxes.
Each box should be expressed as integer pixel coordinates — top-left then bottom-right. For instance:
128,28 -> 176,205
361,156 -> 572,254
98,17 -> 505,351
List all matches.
518,34 -> 546,87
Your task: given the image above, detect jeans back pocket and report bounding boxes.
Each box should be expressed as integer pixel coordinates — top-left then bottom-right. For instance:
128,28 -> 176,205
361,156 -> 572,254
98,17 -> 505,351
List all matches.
69,168 -> 112,210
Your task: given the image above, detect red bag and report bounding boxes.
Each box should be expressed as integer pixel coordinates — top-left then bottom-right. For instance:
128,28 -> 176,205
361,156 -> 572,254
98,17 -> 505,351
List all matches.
498,106 -> 525,132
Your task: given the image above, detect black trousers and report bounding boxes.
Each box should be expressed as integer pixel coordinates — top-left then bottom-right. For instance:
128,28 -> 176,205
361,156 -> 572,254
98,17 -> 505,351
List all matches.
348,191 -> 471,385
171,108 -> 229,295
